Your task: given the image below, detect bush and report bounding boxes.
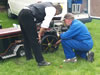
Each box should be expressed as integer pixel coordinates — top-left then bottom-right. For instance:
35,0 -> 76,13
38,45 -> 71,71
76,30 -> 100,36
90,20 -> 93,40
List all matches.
0,0 -> 7,6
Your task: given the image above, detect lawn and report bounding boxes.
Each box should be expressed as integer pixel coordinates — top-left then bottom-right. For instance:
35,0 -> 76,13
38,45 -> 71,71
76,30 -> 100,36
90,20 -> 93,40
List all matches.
0,11 -> 100,75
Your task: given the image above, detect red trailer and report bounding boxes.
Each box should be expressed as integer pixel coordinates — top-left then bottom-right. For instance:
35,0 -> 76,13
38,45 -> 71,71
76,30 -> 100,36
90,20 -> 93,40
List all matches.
0,27 -> 25,59
0,24 -> 63,59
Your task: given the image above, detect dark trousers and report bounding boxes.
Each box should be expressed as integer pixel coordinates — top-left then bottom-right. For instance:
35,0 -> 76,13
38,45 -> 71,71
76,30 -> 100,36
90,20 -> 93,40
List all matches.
18,9 -> 44,63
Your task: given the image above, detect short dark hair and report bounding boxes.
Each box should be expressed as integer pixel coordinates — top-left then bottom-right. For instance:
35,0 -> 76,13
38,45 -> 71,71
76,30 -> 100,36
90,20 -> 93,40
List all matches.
54,3 -> 62,14
64,13 -> 74,20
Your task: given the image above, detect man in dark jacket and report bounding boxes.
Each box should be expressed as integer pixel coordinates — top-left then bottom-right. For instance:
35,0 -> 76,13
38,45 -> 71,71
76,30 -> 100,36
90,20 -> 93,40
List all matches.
55,13 -> 94,63
18,2 -> 62,66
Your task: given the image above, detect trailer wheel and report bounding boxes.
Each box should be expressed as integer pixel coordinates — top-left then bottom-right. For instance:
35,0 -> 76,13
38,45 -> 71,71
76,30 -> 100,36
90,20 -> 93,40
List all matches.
41,35 -> 59,53
7,6 -> 17,19
17,46 -> 25,57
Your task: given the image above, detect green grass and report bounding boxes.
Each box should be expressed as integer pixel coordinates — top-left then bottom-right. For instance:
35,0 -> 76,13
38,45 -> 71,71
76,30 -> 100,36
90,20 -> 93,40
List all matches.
0,11 -> 100,75
0,11 -> 18,28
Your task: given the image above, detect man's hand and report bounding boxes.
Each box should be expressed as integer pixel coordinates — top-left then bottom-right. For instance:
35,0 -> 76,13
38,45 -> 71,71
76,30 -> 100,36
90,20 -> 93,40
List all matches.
38,27 -> 46,43
54,40 -> 61,46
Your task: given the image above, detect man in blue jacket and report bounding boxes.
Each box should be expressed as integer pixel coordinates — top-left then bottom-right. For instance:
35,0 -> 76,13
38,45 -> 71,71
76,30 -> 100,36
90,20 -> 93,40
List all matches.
55,13 -> 94,63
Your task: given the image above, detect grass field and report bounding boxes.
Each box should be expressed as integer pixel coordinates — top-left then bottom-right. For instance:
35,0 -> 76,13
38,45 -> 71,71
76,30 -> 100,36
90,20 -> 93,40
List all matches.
0,11 -> 100,75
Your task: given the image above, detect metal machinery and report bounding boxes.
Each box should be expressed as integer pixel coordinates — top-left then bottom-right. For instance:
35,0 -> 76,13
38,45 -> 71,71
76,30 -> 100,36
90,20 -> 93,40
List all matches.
0,22 -> 68,59
0,28 -> 24,59
36,21 -> 68,53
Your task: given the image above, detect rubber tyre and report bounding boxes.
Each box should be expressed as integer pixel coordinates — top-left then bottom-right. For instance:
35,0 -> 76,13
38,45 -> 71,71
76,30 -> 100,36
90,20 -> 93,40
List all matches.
17,46 -> 25,57
7,7 -> 17,19
41,35 -> 59,53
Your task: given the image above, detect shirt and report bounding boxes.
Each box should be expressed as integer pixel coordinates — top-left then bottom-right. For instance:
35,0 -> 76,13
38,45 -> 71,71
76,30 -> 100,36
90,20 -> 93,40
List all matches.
41,7 -> 56,28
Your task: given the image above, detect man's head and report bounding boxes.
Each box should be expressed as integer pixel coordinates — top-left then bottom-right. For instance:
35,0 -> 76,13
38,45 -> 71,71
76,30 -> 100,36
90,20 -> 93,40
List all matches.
53,3 -> 62,15
64,13 -> 74,26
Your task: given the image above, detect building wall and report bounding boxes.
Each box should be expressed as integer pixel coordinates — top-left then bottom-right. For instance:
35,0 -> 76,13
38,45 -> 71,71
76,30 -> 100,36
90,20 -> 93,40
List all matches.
90,0 -> 100,17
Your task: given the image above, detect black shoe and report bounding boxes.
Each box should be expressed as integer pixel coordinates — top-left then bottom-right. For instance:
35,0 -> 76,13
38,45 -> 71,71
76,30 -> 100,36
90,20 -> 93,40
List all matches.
86,51 -> 94,62
38,61 -> 51,66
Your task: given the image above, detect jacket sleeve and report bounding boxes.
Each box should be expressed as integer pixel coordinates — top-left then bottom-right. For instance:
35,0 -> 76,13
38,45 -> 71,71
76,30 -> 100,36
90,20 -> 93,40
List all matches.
60,23 -> 81,40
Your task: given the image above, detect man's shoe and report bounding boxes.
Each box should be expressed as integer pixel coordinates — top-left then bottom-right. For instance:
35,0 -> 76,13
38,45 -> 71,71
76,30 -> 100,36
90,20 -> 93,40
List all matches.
86,51 -> 94,62
63,57 -> 77,63
38,61 -> 51,66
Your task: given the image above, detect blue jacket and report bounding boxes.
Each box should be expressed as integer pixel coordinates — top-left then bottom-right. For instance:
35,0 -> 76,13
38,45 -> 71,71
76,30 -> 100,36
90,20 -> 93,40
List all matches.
60,19 -> 93,46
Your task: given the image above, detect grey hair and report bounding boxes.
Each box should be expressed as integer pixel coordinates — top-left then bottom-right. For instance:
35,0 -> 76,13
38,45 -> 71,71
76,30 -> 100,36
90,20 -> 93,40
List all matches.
64,13 -> 74,20
53,3 -> 62,14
